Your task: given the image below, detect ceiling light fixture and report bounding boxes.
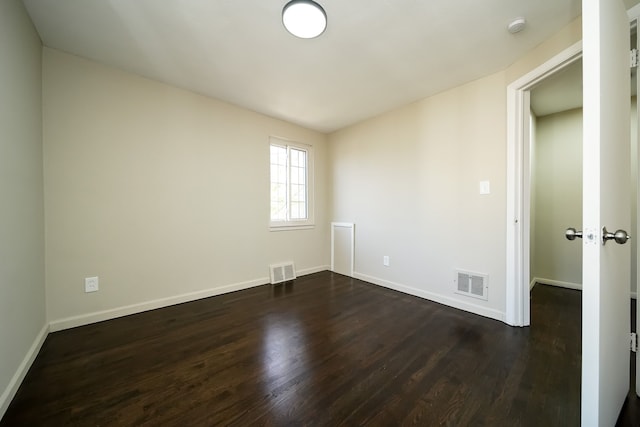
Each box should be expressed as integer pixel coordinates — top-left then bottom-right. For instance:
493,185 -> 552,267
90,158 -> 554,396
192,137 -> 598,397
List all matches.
282,0 -> 327,39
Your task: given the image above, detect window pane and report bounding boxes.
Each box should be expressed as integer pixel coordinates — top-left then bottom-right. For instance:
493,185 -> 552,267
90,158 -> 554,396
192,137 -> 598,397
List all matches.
270,144 -> 287,222
270,165 -> 282,183
290,202 -> 300,219
291,184 -> 305,202
290,202 -> 307,220
291,184 -> 299,201
271,181 -> 287,220
290,166 -> 303,185
270,141 -> 310,224
271,145 -> 286,164
272,206 -> 286,221
290,148 -> 300,167
277,165 -> 287,184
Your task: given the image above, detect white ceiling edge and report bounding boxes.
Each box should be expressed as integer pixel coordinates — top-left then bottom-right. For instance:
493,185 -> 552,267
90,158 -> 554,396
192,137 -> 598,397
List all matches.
20,0 -> 590,133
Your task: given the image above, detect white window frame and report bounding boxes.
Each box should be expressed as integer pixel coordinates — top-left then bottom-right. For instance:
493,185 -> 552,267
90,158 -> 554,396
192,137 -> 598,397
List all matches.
269,136 -> 314,231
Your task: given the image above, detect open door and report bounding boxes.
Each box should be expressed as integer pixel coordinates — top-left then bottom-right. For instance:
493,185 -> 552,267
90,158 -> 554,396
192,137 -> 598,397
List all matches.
637,19 -> 640,399
581,0 -> 632,424
634,7 -> 640,402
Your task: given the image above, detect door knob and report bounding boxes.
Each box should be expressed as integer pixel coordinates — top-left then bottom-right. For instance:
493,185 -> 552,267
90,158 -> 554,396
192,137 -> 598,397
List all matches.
565,227 -> 583,240
602,227 -> 631,245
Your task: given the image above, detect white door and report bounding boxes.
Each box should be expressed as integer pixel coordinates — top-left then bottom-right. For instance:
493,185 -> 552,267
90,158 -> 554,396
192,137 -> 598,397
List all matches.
581,0 -> 631,425
637,21 -> 640,397
636,16 -> 640,399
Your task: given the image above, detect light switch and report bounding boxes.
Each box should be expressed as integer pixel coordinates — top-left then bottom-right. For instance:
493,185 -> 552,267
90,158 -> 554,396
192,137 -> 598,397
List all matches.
479,180 -> 491,195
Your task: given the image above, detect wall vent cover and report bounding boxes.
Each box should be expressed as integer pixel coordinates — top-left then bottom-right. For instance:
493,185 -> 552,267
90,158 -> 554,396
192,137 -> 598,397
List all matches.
270,262 -> 296,284
454,270 -> 488,300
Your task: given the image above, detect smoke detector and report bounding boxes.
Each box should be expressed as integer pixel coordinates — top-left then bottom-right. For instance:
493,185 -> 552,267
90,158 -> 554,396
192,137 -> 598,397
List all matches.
508,18 -> 526,34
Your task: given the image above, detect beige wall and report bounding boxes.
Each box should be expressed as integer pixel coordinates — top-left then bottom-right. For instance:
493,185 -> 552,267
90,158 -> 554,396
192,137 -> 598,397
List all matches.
43,48 -> 329,325
327,17 -> 584,320
532,109 -> 583,287
2,5 -> 635,418
532,98 -> 638,296
0,0 -> 46,416
36,16 -> 588,327
329,71 -> 508,319
35,15 -> 588,329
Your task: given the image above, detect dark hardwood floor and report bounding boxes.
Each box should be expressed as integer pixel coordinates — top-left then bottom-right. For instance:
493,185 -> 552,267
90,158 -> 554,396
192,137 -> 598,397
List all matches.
1,271 -> 638,426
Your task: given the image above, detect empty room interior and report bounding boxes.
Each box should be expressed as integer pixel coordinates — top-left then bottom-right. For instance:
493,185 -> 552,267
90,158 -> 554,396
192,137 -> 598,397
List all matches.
3,0 -> 640,425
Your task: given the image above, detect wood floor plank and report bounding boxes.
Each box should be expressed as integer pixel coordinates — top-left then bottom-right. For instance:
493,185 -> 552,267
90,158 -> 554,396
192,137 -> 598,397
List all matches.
1,271 -> 639,426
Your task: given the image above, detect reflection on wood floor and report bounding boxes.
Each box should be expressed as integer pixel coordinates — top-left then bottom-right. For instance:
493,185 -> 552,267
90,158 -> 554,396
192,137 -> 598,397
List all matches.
1,271 -> 638,426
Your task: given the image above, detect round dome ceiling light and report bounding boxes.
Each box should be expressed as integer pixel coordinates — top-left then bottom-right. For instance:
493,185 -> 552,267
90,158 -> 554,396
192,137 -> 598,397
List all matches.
508,17 -> 527,34
282,0 -> 327,39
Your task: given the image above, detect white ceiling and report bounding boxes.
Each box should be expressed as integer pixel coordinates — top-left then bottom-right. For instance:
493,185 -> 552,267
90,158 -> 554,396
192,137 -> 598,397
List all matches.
21,0 -> 630,133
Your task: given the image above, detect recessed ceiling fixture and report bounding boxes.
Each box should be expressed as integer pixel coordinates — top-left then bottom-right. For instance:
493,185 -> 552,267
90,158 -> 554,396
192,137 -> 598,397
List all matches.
508,17 -> 526,34
282,0 -> 327,39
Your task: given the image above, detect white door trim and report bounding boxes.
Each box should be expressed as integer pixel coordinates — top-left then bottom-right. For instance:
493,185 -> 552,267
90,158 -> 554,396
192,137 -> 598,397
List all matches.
506,5 -> 640,327
505,41 -> 582,326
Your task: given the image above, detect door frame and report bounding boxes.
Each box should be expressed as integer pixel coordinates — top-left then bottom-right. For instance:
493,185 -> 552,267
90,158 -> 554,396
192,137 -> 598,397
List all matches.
506,5 -> 640,328
505,41 -> 582,326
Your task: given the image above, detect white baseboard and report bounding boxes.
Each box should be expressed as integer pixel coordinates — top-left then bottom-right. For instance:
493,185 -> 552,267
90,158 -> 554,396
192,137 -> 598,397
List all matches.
50,265 -> 329,332
528,277 -> 640,326
298,265 -> 330,277
532,277 -> 582,291
2,266 -> 329,419
353,272 -> 506,323
0,323 -> 49,419
533,277 -> 640,300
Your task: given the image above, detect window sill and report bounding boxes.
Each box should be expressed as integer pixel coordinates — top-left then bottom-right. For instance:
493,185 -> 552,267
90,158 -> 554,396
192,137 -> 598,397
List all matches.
269,224 -> 315,232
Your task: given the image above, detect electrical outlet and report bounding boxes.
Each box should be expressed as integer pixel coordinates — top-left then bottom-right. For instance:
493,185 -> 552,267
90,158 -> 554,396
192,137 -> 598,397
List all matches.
383,256 -> 390,267
85,276 -> 99,293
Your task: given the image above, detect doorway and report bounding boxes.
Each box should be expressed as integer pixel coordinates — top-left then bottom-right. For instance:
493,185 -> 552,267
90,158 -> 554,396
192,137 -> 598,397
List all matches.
528,59 -> 584,296
505,41 -> 583,327
506,14 -> 640,405
507,30 -> 639,328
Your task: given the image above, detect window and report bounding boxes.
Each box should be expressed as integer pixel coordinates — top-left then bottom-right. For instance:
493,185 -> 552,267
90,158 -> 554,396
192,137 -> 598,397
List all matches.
270,137 -> 314,229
